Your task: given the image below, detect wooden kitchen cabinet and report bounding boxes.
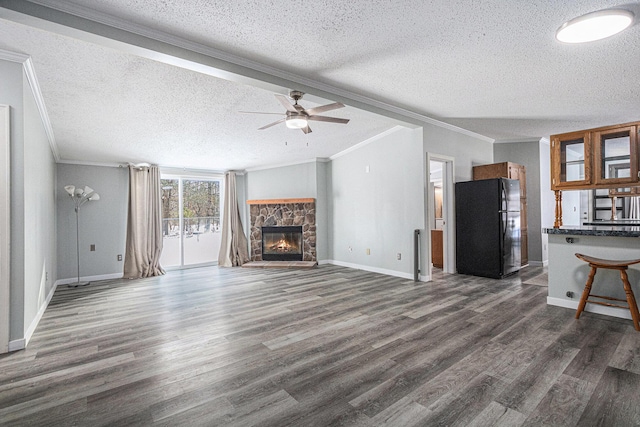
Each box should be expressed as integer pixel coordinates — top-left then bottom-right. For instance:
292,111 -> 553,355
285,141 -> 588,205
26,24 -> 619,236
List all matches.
550,121 -> 640,191
473,162 -> 528,266
550,130 -> 591,190
594,125 -> 638,186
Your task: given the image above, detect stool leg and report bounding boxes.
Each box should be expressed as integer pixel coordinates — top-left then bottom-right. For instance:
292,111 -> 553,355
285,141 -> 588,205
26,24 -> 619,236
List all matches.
620,270 -> 640,331
576,266 -> 597,319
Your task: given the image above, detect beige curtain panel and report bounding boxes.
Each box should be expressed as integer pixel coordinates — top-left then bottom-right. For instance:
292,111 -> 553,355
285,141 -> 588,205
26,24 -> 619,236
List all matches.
123,165 -> 166,278
218,171 -> 249,267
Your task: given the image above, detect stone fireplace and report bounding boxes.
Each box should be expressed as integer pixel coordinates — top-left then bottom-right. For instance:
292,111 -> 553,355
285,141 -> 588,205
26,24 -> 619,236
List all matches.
247,198 -> 316,262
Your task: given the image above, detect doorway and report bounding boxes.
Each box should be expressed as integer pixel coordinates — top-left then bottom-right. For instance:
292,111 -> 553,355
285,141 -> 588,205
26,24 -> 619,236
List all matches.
427,154 -> 455,277
160,175 -> 224,268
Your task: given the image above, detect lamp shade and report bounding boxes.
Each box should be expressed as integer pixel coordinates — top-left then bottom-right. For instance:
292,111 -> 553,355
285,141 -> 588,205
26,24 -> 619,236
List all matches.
89,193 -> 100,201
64,185 -> 75,196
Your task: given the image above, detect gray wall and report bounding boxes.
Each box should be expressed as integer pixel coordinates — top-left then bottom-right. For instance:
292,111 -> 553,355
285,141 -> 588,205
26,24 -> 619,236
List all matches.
56,164 -> 128,280
247,162 -> 318,199
1,60 -> 57,341
329,127 -> 424,275
315,161 -> 329,261
423,124 -> 494,273
494,140 -> 549,263
22,71 -> 57,332
423,124 -> 494,182
246,161 -> 330,261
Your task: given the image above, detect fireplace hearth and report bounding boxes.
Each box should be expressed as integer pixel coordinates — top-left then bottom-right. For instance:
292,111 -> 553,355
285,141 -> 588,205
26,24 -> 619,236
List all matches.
262,226 -> 303,261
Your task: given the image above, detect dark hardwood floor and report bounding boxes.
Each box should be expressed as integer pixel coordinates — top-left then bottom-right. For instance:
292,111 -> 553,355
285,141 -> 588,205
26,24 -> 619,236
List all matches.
1,264 -> 639,426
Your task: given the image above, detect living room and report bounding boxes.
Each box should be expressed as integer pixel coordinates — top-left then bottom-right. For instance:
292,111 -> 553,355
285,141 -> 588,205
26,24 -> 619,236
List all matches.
1,1 -> 639,425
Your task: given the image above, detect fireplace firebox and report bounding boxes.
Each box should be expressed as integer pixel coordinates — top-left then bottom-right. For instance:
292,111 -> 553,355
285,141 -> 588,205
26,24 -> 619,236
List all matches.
261,226 -> 303,261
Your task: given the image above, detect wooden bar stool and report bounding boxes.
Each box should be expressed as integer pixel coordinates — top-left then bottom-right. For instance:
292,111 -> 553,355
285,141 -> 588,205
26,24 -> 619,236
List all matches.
575,253 -> 640,331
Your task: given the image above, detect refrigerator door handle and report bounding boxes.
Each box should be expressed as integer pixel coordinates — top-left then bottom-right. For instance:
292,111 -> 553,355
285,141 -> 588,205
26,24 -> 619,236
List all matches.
503,212 -> 508,240
500,180 -> 507,212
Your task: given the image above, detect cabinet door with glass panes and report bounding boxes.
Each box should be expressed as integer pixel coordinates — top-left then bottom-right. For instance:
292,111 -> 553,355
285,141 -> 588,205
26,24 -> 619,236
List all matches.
593,125 -> 638,186
551,130 -> 591,190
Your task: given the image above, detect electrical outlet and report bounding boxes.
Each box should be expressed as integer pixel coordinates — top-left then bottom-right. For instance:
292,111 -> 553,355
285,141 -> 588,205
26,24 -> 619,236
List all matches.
397,253 -> 401,260
348,246 -> 352,252
90,244 -> 96,251
117,254 -> 123,261
366,248 -> 370,255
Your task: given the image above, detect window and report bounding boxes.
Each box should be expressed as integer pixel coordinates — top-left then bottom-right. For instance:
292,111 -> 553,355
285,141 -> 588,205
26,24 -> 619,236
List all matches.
160,175 -> 223,268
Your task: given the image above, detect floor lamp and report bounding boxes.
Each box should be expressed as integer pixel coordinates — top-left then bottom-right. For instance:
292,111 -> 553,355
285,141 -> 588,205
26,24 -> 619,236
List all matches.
64,185 -> 100,287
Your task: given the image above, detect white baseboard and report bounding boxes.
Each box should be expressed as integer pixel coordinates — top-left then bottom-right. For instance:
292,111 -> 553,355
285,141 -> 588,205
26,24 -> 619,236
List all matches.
55,272 -> 123,286
24,281 -> 59,347
547,296 -> 633,320
9,279 -> 59,352
528,261 -> 545,267
323,259 -> 428,281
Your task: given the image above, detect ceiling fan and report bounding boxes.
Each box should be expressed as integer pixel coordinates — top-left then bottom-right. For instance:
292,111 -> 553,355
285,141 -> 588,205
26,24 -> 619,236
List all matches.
240,91 -> 349,134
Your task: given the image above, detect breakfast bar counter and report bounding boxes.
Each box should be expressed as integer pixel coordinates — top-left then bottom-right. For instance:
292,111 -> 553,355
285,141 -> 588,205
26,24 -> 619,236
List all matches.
543,226 -> 640,322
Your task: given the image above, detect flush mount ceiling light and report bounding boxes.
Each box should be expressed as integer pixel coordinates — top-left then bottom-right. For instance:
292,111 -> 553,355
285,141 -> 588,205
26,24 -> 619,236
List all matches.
556,9 -> 634,43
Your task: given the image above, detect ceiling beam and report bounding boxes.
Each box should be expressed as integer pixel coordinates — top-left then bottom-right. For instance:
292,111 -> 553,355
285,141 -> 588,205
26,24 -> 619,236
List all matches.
0,0 -> 494,143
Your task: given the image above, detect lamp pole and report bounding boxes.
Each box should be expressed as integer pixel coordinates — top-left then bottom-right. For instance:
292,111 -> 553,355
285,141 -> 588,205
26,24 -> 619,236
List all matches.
64,185 -> 100,287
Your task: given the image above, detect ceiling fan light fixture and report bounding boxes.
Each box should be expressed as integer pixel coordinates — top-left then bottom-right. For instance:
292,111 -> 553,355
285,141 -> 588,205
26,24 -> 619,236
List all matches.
556,9 -> 634,43
285,117 -> 308,129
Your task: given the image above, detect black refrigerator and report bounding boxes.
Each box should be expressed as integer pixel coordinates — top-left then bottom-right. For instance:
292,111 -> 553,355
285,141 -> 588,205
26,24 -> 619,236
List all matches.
455,178 -> 521,279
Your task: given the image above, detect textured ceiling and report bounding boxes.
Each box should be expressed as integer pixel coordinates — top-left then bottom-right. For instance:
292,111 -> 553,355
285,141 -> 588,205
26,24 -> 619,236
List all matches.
1,0 -> 640,170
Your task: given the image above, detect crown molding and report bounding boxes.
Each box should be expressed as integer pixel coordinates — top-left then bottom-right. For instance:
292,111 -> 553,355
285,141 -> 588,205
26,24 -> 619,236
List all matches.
56,159 -> 124,168
58,159 -> 231,176
0,47 -> 60,161
245,158 -> 319,173
4,0 -> 493,144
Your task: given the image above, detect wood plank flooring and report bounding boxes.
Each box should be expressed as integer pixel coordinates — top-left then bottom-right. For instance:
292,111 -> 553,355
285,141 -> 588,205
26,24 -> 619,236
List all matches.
1,265 -> 640,426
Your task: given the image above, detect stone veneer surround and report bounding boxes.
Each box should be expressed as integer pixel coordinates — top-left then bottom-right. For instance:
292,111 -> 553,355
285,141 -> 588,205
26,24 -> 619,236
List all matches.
248,199 -> 316,262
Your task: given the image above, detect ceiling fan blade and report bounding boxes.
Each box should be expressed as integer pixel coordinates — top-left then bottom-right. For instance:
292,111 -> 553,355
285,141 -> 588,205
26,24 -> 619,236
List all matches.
304,102 -> 345,116
275,94 -> 298,113
306,116 -> 350,124
301,125 -> 312,134
239,111 -> 284,115
258,118 -> 286,130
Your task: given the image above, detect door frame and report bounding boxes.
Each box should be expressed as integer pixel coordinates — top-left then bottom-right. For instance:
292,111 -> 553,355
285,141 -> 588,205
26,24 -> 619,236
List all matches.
0,105 -> 10,354
427,153 -> 455,276
160,173 -> 224,269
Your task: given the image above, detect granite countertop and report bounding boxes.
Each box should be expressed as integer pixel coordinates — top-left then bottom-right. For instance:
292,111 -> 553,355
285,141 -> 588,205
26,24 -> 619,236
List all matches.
543,225 -> 640,237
